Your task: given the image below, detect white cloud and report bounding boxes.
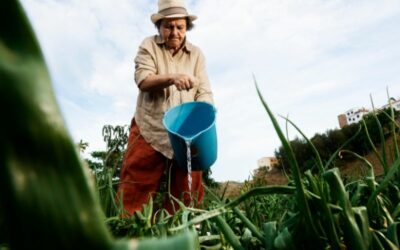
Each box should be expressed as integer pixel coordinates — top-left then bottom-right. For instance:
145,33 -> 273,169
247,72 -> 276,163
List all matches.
20,0 -> 400,182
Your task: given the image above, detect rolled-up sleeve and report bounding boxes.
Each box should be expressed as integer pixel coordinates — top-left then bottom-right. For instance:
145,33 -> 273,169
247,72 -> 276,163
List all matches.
194,51 -> 214,104
134,39 -> 157,86
133,36 -> 215,159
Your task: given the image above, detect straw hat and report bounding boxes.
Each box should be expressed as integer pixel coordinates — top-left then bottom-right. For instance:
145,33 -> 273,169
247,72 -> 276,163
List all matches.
151,0 -> 197,24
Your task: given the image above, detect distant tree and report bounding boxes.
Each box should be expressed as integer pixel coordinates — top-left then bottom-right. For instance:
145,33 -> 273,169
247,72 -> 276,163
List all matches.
326,129 -> 346,155
275,137 -> 313,173
84,125 -> 129,179
311,133 -> 330,160
79,124 -> 129,216
203,169 -> 219,188
77,139 -> 89,153
341,123 -> 362,155
274,107 -> 400,173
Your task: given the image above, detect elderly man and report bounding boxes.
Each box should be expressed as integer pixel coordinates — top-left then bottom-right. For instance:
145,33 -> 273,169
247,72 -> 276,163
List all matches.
117,0 -> 214,216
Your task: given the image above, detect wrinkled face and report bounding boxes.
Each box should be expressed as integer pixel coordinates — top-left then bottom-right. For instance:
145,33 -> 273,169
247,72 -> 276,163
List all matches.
159,18 -> 187,51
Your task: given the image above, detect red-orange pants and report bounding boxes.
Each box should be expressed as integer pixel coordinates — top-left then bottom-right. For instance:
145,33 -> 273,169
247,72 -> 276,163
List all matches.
116,118 -> 204,216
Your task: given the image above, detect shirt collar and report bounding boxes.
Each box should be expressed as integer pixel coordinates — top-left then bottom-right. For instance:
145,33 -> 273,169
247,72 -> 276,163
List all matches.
154,35 -> 193,53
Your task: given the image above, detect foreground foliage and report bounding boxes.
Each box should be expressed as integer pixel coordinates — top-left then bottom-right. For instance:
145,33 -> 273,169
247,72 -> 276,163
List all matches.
0,1 -> 196,249
1,1 -> 399,249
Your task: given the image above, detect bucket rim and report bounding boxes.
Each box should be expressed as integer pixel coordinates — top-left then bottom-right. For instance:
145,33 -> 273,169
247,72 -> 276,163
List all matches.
162,101 -> 216,141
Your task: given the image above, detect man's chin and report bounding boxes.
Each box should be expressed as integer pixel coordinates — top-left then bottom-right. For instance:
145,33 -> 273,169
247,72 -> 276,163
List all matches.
167,42 -> 182,50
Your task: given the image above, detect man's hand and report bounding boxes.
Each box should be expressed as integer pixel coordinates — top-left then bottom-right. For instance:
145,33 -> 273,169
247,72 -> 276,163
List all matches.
170,74 -> 196,91
138,73 -> 197,92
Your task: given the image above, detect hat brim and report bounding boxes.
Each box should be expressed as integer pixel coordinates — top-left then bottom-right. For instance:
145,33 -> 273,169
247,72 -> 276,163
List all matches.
151,13 -> 197,24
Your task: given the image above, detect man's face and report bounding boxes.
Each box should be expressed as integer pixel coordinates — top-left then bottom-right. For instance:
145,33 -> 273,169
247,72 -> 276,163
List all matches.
159,18 -> 187,51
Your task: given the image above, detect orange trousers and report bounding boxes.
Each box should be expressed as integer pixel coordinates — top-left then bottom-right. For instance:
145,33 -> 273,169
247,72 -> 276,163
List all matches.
116,118 -> 204,216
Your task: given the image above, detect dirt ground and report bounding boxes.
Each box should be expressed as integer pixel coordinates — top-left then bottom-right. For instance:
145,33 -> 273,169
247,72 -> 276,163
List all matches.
216,168 -> 288,199
339,136 -> 399,179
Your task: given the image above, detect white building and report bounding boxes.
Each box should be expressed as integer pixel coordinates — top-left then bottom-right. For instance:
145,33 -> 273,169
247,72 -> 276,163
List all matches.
381,98 -> 400,111
338,107 -> 370,128
257,157 -> 278,172
338,96 -> 400,128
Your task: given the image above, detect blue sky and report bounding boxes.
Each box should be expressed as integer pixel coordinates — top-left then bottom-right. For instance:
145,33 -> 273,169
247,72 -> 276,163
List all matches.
20,0 -> 400,182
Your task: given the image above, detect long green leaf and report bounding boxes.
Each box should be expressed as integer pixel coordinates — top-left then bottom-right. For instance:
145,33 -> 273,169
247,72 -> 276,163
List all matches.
304,171 -> 342,250
233,207 -> 264,242
0,1 -> 197,249
325,125 -> 362,169
370,95 -> 389,174
368,156 -> 400,209
352,206 -> 371,249
214,216 -> 245,250
254,77 -> 323,248
279,116 -> 325,174
323,168 -> 367,249
0,1 -> 112,248
387,222 -> 400,247
385,88 -> 400,161
370,229 -> 399,250
339,149 -> 376,191
170,186 -> 295,232
263,221 -> 277,250
274,228 -> 295,250
361,119 -> 387,174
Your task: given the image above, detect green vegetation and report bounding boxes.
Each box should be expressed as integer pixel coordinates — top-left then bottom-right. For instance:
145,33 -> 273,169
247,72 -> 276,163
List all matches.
0,1 -> 196,249
81,82 -> 400,249
275,108 -> 400,174
1,1 -> 399,249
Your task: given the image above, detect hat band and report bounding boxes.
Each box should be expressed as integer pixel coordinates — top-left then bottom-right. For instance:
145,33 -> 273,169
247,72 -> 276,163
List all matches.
158,7 -> 188,17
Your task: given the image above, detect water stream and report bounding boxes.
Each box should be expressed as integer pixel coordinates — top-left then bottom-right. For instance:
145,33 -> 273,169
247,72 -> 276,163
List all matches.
185,140 -> 193,199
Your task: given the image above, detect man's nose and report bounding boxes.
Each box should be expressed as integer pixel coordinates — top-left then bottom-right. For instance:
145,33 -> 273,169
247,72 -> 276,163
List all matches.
171,27 -> 178,36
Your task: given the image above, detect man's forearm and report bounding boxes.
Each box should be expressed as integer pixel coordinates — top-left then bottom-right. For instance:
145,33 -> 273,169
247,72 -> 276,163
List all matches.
138,74 -> 173,92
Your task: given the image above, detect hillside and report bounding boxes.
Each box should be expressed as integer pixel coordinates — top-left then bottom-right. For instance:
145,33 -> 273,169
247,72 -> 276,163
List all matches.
216,135 -> 399,199
340,135 -> 400,179
215,167 -> 289,199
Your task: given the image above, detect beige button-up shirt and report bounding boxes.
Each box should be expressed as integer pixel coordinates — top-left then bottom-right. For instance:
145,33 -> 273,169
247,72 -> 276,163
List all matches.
134,35 -> 214,159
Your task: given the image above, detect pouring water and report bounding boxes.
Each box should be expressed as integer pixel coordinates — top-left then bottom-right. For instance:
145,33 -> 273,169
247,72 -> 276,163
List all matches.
185,140 -> 193,198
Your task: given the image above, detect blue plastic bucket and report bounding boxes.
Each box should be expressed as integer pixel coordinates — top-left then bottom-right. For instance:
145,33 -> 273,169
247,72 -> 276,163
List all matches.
163,101 -> 217,171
